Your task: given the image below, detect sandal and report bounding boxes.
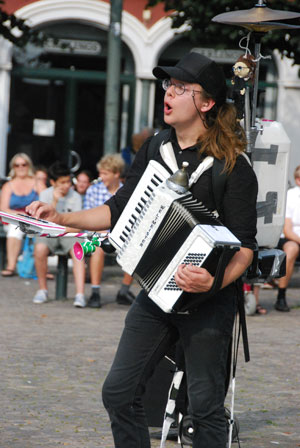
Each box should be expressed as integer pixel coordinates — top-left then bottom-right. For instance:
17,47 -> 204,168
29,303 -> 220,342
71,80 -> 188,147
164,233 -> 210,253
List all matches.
1,269 -> 15,277
256,304 -> 267,315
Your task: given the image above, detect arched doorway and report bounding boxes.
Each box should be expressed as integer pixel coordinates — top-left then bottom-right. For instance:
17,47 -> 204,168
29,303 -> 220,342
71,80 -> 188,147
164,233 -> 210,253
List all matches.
7,21 -> 135,177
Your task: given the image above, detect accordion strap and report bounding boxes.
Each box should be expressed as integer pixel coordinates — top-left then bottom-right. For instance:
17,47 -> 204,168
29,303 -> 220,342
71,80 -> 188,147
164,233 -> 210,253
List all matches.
208,247 -> 237,297
188,157 -> 214,187
159,141 -> 213,187
159,141 -> 178,173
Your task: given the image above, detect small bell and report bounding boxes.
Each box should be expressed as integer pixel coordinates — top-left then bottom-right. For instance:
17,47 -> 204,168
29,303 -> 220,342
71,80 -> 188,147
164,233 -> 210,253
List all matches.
166,161 -> 189,194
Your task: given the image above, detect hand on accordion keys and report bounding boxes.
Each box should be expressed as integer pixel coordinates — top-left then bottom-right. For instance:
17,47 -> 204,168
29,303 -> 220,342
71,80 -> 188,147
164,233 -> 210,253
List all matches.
174,264 -> 214,294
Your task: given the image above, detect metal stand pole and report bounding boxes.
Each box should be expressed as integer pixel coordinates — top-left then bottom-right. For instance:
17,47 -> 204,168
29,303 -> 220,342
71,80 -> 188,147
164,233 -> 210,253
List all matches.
244,87 -> 252,155
251,33 -> 263,128
103,0 -> 123,155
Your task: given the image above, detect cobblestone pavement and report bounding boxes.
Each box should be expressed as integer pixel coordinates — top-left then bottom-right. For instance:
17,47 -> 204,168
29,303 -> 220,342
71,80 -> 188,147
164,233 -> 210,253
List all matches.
0,264 -> 299,448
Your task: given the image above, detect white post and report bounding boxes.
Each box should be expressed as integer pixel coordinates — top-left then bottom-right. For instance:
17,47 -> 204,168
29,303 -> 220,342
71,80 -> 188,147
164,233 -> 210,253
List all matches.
0,37 -> 12,178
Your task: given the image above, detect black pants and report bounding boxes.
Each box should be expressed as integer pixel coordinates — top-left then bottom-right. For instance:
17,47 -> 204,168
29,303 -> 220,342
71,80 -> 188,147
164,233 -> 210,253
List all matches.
102,294 -> 233,448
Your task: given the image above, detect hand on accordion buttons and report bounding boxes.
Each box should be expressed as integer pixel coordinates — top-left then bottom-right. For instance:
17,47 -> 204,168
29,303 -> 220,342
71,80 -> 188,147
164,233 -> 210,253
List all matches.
174,264 -> 214,294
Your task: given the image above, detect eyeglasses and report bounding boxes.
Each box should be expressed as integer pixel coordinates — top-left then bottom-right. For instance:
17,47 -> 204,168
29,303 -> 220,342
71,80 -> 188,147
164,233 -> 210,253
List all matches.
162,78 -> 202,96
233,65 -> 249,73
14,163 -> 28,168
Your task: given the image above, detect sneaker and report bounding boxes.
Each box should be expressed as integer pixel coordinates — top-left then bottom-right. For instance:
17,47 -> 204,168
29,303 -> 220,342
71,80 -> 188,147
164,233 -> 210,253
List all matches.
86,291 -> 102,308
116,290 -> 135,306
33,289 -> 48,304
73,293 -> 86,308
275,296 -> 290,312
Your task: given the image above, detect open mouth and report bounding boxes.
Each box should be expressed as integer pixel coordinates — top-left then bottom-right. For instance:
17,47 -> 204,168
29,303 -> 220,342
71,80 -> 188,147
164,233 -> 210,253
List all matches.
164,102 -> 172,114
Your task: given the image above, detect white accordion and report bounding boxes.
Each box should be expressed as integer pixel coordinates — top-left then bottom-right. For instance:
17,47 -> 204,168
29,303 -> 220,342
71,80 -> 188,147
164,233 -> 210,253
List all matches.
109,160 -> 241,313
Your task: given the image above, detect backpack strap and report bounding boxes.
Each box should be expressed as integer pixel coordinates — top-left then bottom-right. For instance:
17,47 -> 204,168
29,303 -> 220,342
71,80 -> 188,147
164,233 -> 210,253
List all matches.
147,128 -> 171,161
212,157 -> 250,364
212,152 -> 252,216
212,157 -> 227,218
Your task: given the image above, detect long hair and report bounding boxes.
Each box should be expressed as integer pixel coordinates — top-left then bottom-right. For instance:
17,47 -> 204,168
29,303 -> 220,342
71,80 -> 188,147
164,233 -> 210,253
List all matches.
198,91 -> 247,173
9,153 -> 35,179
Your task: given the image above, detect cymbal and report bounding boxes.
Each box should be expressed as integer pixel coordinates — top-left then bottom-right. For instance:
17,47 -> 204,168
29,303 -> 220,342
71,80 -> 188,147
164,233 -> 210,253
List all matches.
219,21 -> 300,33
212,6 -> 300,27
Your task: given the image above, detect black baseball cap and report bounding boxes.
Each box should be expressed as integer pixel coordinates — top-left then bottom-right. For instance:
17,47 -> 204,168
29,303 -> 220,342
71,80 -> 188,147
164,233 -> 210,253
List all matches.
153,52 -> 227,105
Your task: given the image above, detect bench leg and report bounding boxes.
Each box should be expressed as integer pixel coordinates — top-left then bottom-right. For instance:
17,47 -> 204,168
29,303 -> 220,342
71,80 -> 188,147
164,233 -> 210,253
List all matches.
55,255 -> 68,300
0,237 -> 7,271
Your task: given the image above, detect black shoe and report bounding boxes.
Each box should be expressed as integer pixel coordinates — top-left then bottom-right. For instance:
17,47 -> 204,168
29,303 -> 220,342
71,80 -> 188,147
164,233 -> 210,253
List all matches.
116,290 -> 135,306
274,297 -> 290,312
86,292 -> 102,308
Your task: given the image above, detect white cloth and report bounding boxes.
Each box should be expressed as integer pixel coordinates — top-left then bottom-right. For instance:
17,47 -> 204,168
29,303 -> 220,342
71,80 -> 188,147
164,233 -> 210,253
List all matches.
285,185 -> 300,238
3,223 -> 24,240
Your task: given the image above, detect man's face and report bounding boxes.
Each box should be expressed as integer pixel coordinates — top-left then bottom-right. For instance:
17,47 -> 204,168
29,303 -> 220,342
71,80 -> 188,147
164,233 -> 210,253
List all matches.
99,169 -> 120,189
51,175 -> 72,197
76,173 -> 91,195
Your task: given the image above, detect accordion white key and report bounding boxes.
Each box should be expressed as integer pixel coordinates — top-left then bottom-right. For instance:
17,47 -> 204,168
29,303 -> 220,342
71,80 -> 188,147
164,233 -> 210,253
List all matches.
109,160 -> 241,313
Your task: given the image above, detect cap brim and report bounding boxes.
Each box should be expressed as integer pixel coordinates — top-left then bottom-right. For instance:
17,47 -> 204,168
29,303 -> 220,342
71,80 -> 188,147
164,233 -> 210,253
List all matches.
152,66 -> 195,83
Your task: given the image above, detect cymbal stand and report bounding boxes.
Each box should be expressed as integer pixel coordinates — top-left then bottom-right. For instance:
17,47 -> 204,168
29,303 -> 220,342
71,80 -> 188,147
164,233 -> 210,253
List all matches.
244,86 -> 254,156
251,32 -> 263,128
246,31 -> 264,156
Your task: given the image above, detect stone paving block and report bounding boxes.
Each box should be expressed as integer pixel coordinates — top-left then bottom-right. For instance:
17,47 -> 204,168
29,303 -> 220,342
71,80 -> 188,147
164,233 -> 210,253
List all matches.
0,266 -> 299,447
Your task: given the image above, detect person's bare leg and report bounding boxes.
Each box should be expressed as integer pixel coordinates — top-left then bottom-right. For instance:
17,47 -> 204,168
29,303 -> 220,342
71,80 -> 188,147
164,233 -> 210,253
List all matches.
90,247 -> 105,285
278,241 -> 299,289
122,272 -> 134,286
70,250 -> 85,295
253,285 -> 267,314
276,241 -> 299,311
71,250 -> 87,308
3,237 -> 22,272
86,247 -> 105,308
34,243 -> 49,290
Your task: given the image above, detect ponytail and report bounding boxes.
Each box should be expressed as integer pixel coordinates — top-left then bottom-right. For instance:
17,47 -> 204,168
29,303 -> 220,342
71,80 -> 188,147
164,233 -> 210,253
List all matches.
198,97 -> 246,173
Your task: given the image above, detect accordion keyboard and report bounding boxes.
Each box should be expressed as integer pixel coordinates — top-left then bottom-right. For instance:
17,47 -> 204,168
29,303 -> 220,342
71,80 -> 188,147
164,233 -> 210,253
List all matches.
109,160 -> 170,250
119,173 -> 164,243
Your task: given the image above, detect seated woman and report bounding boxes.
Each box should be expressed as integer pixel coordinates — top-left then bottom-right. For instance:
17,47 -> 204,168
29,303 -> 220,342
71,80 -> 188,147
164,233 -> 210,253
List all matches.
0,153 -> 46,276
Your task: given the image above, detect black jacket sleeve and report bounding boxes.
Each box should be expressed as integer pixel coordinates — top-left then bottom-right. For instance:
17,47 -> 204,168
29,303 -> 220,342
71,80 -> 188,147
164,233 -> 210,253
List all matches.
105,138 -> 152,229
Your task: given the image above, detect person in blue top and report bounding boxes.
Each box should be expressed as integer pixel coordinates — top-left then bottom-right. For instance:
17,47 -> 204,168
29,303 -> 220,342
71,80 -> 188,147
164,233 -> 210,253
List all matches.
0,153 -> 46,276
